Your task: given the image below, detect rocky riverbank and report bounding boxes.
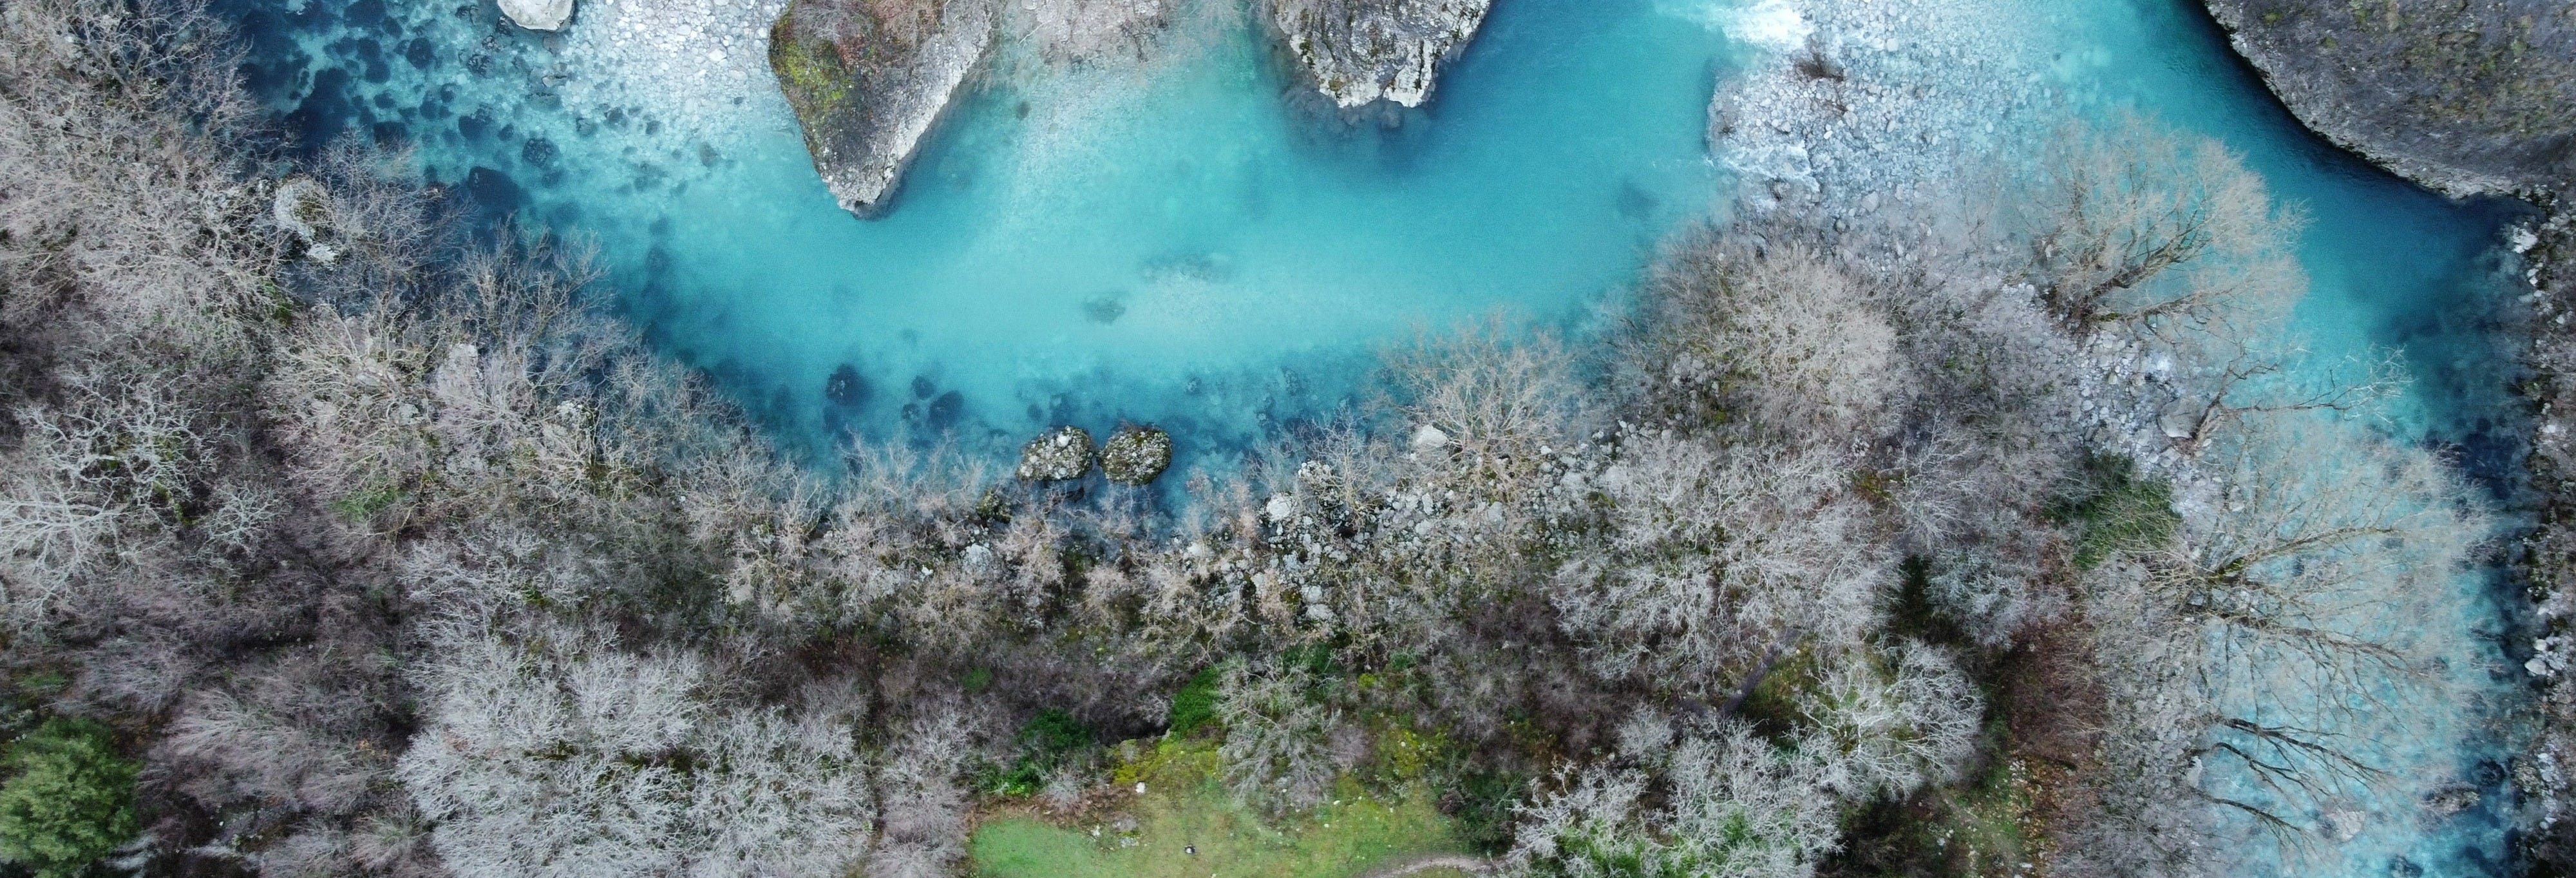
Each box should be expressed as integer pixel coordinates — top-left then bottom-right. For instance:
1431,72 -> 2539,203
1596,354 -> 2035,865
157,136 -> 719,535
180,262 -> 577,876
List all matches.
2198,0 -> 2572,201
1264,0 -> 1492,108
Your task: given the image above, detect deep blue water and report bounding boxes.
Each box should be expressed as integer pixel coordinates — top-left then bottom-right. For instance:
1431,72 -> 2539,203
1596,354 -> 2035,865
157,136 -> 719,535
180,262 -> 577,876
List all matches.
222,0 -> 2532,873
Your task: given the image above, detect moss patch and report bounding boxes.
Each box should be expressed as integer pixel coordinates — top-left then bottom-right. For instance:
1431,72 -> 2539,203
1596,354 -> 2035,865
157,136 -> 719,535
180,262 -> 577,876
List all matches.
971,741 -> 1463,878
768,8 -> 853,121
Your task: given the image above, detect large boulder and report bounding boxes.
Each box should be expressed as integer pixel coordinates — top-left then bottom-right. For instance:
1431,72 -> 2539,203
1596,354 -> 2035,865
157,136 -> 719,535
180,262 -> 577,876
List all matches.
499,0 -> 574,32
1265,0 -> 1493,109
770,0 -> 996,218
1101,425 -> 1173,485
1016,426 -> 1095,482
2199,0 -> 2575,199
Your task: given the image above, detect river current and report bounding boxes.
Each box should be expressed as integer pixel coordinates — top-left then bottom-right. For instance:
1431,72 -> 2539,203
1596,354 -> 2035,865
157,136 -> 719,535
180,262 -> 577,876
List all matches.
222,0 -> 2533,873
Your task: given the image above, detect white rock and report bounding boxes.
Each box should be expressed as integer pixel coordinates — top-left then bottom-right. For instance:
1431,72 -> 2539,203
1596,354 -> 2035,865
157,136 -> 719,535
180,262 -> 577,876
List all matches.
1410,423 -> 1452,450
500,0 -> 576,31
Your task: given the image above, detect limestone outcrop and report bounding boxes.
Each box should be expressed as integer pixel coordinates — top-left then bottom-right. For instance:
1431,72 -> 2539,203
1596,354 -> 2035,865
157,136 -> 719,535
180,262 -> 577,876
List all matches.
500,0 -> 576,32
2198,0 -> 2573,199
770,0 -> 996,218
1265,0 -> 1492,109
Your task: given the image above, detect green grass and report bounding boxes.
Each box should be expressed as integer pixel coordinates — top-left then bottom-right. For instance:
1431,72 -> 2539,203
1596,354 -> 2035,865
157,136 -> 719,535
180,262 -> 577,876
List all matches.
1166,666 -> 1223,739
971,741 -> 1464,878
2063,458 -> 2179,569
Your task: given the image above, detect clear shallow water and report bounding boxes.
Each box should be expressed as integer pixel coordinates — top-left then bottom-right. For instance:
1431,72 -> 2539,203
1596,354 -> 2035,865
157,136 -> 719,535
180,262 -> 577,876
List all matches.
226,0 -> 2530,873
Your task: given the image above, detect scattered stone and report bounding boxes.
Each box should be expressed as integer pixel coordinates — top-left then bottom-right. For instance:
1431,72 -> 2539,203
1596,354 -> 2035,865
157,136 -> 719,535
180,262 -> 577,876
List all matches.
1101,425 -> 1174,485
1410,423 -> 1452,450
500,0 -> 576,32
1016,425 -> 1095,481
770,0 -> 997,218
1265,0 -> 1492,108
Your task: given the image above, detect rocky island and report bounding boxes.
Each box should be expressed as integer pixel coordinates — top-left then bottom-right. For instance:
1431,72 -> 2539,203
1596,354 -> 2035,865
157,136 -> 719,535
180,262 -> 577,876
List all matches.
769,0 -> 996,218
1265,0 -> 1493,108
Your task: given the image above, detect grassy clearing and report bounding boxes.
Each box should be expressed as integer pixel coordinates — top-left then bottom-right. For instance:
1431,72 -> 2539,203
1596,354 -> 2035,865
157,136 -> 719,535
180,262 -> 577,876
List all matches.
971,741 -> 1464,878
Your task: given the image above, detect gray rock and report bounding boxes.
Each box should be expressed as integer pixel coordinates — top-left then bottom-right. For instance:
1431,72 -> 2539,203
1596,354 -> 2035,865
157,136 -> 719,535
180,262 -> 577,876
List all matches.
1265,0 -> 1492,109
271,177 -> 341,265
2199,0 -> 2575,200
1017,425 -> 1095,482
770,0 -> 996,218
500,0 -> 575,31
1101,425 -> 1174,485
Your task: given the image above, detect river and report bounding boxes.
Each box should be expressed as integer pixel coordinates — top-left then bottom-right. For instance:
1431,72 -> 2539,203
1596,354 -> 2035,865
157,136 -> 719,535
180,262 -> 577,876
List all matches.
217,0 -> 2535,873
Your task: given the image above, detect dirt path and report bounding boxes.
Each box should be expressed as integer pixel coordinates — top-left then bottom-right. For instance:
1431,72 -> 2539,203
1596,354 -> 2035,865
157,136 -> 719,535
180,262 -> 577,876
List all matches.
1354,854 -> 1493,878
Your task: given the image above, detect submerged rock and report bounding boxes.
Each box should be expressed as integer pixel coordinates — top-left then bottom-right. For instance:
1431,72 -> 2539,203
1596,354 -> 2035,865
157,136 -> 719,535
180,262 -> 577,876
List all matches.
1101,425 -> 1174,485
1017,425 -> 1095,482
770,0 -> 996,218
499,0 -> 576,32
824,363 -> 868,407
2198,0 -> 2574,199
1265,0 -> 1492,109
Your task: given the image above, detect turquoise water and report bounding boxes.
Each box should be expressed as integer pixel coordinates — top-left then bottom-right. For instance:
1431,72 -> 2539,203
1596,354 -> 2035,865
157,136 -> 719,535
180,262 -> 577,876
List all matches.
226,0 -> 1733,468
225,0 -> 2529,873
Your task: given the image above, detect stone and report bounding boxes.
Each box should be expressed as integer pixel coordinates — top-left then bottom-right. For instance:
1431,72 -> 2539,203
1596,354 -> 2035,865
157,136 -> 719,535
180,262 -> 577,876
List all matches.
770,0 -> 996,218
1016,425 -> 1095,482
272,177 -> 342,265
2198,0 -> 2575,200
1410,423 -> 1451,450
500,0 -> 576,31
1265,0 -> 1493,108
271,177 -> 327,241
1101,425 -> 1174,486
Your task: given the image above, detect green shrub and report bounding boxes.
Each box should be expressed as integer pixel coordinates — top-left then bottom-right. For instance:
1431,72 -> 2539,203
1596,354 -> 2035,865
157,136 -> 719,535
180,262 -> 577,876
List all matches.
990,709 -> 1094,796
0,718 -> 138,878
1166,665 -> 1223,738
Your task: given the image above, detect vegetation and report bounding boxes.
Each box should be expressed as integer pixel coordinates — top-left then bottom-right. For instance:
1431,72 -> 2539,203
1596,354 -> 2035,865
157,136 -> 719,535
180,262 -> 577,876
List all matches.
973,740 -> 1461,878
0,718 -> 138,878
0,3 -> 2490,878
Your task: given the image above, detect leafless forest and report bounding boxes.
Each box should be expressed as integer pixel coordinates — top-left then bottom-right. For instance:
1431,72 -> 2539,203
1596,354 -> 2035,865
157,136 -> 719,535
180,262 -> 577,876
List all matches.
0,2 -> 2493,877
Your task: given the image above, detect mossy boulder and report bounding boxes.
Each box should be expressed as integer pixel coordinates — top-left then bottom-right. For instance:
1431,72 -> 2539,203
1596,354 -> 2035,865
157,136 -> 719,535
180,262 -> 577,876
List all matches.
769,0 -> 996,217
1103,425 -> 1174,485
1017,426 -> 1095,482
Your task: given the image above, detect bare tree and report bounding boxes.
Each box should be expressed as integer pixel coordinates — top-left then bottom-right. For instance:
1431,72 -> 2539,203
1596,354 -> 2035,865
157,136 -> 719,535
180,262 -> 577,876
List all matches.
2022,116 -> 2306,343
1550,437 -> 1889,701
1629,230 -> 1908,442
2070,415 -> 2487,868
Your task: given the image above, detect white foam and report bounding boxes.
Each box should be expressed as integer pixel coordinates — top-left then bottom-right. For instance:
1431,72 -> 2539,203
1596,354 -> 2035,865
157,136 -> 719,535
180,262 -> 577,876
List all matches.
1662,0 -> 1810,52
